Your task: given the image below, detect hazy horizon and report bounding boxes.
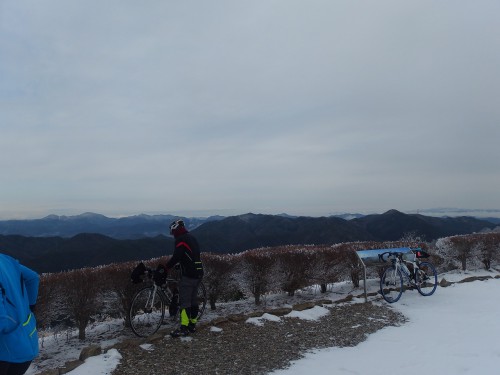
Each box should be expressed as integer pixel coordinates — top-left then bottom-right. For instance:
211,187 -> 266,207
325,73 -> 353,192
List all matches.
1,207 -> 500,221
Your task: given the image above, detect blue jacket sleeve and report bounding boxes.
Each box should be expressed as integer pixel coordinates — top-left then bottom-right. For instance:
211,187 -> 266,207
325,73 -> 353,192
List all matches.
19,265 -> 39,306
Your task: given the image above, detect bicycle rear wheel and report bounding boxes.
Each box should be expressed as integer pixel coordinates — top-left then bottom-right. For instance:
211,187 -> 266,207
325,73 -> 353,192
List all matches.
416,262 -> 438,296
380,266 -> 403,303
129,285 -> 166,337
197,281 -> 207,320
166,280 -> 208,323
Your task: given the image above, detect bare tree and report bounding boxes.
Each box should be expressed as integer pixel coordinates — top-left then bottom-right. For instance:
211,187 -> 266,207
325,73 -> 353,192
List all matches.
61,267 -> 104,340
276,246 -> 316,296
399,231 -> 425,245
239,248 -> 278,305
36,272 -> 66,332
308,245 -> 346,292
202,253 -> 237,310
100,260 -> 146,327
436,235 -> 481,271
470,233 -> 500,270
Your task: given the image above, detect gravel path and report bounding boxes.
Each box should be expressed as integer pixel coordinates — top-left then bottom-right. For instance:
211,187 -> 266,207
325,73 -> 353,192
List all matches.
112,302 -> 405,375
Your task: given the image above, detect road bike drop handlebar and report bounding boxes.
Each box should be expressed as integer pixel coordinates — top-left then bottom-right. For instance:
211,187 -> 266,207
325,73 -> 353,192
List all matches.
378,248 -> 428,263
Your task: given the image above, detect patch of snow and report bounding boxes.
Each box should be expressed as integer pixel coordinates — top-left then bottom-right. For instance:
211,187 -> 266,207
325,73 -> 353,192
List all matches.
139,344 -> 154,351
65,349 -> 122,375
285,306 -> 329,321
246,313 -> 282,326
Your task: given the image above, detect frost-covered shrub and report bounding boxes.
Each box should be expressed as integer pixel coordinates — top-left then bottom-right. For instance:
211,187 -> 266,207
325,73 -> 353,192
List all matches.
475,233 -> 500,270
307,245 -> 346,291
37,272 -> 68,330
434,234 -> 498,271
60,267 -> 105,340
238,248 -> 279,305
274,246 -> 318,296
100,260 -> 147,327
202,253 -> 238,310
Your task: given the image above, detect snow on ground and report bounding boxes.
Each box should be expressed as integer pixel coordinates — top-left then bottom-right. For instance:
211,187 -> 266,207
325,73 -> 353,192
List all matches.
27,269 -> 500,375
246,312 -> 282,326
272,271 -> 500,375
59,349 -> 122,375
285,305 -> 330,321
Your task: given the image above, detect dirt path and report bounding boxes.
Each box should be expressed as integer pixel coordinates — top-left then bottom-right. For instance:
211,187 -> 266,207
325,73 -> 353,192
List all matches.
112,302 -> 404,375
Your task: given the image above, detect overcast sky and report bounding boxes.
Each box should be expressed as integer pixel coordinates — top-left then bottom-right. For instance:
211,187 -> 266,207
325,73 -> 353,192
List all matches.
1,1 -> 499,219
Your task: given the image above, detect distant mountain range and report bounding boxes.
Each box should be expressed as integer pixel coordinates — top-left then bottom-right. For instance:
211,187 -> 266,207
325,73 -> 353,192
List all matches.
0,212 -> 224,239
0,210 -> 496,273
191,210 -> 496,253
1,210 -> 495,239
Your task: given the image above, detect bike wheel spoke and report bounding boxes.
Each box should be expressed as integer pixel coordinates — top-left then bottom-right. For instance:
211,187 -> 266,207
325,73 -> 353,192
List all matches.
196,281 -> 207,320
416,262 -> 438,296
380,266 -> 403,303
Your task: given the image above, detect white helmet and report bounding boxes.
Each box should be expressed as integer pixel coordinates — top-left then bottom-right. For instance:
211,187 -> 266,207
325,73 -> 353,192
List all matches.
169,219 -> 185,235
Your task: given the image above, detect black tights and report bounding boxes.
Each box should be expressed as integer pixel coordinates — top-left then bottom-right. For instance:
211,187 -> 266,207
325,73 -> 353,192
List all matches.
0,361 -> 32,375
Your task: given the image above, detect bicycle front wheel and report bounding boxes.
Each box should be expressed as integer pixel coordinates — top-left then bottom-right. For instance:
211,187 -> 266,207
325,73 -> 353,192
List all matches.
129,285 -> 166,337
380,266 -> 403,303
416,262 -> 438,296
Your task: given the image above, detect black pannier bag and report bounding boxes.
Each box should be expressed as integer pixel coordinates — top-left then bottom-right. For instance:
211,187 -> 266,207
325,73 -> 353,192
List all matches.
131,262 -> 147,284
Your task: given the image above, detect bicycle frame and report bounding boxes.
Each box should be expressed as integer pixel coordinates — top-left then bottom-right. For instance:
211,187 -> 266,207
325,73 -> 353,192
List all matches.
393,256 -> 416,284
144,283 -> 170,312
144,268 -> 180,303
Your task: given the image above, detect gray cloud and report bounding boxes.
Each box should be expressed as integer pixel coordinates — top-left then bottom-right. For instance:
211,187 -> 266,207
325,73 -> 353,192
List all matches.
1,1 -> 499,219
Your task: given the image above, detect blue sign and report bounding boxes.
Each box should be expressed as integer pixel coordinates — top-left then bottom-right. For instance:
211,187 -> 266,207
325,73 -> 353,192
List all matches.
356,247 -> 411,266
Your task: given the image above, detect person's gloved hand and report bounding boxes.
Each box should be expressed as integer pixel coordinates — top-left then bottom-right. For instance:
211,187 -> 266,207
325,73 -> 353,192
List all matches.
153,264 -> 167,286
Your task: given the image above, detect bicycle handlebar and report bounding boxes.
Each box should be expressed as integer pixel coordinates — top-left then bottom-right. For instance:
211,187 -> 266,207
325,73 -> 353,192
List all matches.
379,250 -> 421,263
145,266 -> 179,283
378,251 -> 404,263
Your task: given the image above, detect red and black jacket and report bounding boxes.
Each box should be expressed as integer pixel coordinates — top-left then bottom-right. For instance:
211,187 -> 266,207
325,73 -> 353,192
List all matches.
166,232 -> 204,279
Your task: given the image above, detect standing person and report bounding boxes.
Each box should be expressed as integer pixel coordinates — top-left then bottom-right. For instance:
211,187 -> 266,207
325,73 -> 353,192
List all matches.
155,219 -> 204,337
0,254 -> 39,375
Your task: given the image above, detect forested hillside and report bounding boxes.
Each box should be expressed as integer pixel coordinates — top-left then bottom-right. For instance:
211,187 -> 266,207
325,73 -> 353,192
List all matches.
0,210 -> 495,273
0,234 -> 173,273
